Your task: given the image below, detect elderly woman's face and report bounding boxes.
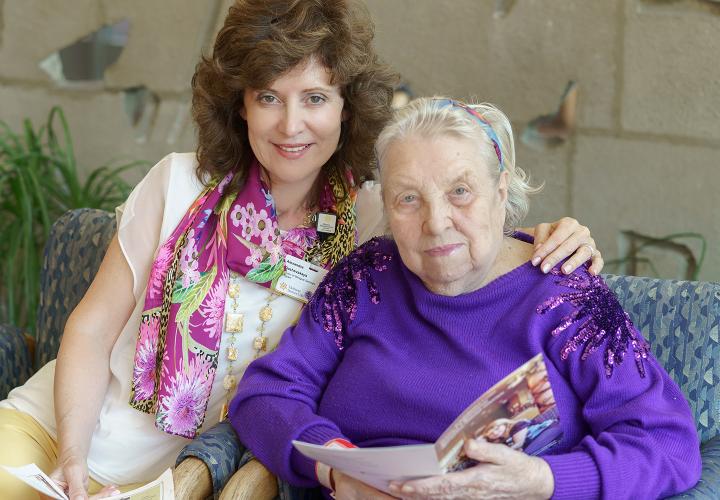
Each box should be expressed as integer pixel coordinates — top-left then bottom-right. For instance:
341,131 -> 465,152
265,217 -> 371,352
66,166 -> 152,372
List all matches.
382,134 -> 508,296
241,58 -> 345,186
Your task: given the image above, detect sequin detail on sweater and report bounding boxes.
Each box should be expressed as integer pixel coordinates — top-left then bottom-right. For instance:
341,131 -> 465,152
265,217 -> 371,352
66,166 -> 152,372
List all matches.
537,268 -> 650,378
310,237 -> 392,349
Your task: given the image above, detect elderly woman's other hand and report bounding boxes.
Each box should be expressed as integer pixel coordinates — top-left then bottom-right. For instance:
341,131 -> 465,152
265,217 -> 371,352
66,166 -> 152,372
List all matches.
333,470 -> 397,499
530,217 -> 603,275
389,439 -> 554,500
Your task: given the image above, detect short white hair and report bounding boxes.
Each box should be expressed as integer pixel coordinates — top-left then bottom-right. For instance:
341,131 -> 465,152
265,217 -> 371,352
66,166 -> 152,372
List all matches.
375,97 -> 542,233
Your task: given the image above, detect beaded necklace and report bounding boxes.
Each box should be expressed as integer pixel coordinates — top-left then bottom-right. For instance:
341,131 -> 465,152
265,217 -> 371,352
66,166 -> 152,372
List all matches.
218,212 -> 316,420
219,274 -> 281,421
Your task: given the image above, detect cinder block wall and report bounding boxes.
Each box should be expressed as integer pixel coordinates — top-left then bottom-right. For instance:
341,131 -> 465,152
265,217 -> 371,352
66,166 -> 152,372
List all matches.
1,0 -> 718,279
0,0 -> 231,180
365,0 -> 720,281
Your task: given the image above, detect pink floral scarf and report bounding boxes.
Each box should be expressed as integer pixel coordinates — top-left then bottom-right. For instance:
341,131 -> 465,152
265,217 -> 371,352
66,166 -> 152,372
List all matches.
129,159 -> 358,438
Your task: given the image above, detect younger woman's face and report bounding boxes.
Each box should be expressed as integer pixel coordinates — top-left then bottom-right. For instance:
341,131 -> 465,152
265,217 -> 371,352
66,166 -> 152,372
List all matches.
241,57 -> 346,188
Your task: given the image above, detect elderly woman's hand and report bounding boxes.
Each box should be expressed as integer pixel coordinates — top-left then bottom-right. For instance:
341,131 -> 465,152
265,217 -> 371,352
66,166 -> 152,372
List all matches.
332,470 -> 397,499
529,217 -> 603,275
389,439 -> 554,500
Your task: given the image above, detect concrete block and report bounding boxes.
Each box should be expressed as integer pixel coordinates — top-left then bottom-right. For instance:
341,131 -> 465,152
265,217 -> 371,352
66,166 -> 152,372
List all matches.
622,0 -> 720,141
516,135 -> 570,228
101,0 -> 220,93
199,0 -> 237,79
572,135 -> 720,280
365,0 -> 620,130
0,0 -> 5,50
211,0 -> 238,45
148,98 -> 196,150
0,0 -> 102,82
0,85 -> 195,184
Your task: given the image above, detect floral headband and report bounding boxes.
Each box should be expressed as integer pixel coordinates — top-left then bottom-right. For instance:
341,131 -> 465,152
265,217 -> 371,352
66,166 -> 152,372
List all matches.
433,98 -> 505,171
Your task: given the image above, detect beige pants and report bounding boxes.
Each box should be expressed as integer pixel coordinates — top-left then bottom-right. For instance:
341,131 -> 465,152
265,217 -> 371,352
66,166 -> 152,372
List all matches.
0,408 -> 140,499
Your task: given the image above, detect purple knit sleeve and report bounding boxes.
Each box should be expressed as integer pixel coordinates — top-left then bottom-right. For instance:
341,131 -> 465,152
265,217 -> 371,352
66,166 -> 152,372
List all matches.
228,308 -> 350,487
229,239 -> 392,486
538,271 -> 701,499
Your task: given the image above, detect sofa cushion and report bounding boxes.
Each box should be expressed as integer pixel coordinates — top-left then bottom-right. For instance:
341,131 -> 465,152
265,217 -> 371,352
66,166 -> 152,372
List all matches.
34,209 -> 116,369
604,274 -> 720,443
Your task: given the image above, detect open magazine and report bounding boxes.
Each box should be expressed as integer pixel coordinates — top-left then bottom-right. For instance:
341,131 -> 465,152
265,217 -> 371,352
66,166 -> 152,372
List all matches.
0,465 -> 174,500
293,353 -> 561,493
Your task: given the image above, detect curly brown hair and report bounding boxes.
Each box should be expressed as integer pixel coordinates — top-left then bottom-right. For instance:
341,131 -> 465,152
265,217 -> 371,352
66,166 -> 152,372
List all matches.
191,0 -> 398,196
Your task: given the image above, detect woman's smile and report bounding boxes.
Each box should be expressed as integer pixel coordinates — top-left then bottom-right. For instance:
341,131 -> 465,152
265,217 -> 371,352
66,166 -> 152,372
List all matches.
424,243 -> 463,257
273,142 -> 314,159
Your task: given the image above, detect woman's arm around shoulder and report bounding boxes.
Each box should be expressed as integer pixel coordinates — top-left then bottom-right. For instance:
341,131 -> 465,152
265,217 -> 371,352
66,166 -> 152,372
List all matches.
359,182 -> 604,276
523,217 -> 604,275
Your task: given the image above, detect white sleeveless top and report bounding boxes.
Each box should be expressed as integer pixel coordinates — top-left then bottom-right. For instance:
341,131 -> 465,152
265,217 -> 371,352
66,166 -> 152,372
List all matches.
0,152 -> 386,485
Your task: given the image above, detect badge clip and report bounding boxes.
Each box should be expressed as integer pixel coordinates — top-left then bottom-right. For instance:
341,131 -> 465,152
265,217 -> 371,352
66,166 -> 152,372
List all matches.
315,212 -> 337,240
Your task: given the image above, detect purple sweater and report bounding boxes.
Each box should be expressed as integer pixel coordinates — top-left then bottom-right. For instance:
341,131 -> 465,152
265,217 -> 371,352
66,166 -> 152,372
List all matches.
229,237 -> 701,499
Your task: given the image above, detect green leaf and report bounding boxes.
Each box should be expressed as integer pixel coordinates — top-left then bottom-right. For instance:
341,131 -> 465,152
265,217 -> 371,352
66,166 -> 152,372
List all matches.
246,258 -> 284,284
178,317 -> 190,372
174,267 -> 218,325
4,229 -> 23,324
172,281 -> 190,303
0,106 -> 144,332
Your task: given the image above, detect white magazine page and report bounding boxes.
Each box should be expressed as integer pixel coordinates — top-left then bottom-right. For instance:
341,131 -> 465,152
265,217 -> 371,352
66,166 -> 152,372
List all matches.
1,465 -> 174,500
1,464 -> 68,499
104,468 -> 174,500
292,440 -> 443,493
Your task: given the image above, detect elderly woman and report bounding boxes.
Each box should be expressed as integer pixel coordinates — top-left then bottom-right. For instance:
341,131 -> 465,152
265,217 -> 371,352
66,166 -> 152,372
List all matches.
0,2 -> 600,499
229,97 -> 701,499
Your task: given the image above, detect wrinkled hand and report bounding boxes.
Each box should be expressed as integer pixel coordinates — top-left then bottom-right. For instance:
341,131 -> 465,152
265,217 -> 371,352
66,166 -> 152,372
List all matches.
333,470 -> 397,499
531,217 -> 603,275
389,439 -> 554,500
42,452 -> 120,500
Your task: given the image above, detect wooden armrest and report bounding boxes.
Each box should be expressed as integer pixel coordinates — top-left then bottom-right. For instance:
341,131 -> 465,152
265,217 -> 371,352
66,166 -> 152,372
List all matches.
173,456 -> 213,499
219,458 -> 278,500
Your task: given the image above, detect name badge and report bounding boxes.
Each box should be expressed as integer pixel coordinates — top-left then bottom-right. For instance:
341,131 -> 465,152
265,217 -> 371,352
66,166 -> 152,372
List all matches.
274,254 -> 328,303
316,212 -> 337,235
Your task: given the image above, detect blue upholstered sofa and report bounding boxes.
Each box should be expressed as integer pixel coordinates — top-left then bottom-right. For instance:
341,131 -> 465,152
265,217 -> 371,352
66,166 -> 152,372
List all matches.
1,209 -> 718,499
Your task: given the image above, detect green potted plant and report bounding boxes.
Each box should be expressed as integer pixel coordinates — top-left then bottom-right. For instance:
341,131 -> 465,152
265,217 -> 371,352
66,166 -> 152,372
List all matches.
0,106 -> 147,332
